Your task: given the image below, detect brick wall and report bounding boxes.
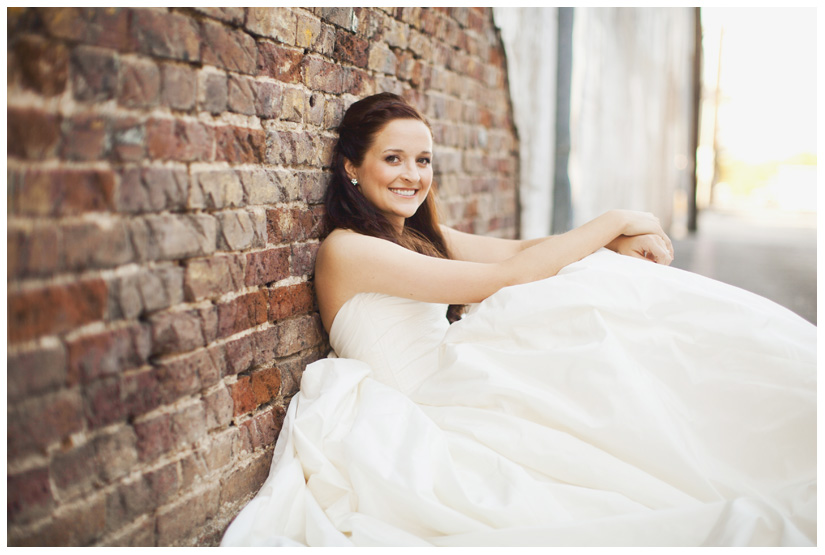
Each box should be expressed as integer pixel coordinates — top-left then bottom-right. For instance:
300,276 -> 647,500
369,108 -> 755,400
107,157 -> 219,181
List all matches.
6,7 -> 518,546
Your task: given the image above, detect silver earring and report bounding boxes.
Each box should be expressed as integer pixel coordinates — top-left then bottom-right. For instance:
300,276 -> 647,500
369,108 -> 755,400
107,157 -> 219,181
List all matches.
351,178 -> 358,186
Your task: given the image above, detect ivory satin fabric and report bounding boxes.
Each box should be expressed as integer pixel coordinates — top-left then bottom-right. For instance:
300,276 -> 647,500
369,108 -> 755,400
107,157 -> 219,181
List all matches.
221,249 -> 816,546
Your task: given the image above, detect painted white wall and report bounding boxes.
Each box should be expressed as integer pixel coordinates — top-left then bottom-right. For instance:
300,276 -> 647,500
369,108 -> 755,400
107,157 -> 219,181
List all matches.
568,8 -> 697,232
492,7 -> 558,240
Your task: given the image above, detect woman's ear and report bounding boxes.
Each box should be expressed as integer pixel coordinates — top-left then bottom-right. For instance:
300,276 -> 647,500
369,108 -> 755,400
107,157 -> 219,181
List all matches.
343,159 -> 358,181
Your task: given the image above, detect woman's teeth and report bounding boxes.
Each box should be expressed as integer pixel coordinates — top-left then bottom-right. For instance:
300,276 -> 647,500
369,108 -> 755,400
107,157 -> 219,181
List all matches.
390,189 -> 416,197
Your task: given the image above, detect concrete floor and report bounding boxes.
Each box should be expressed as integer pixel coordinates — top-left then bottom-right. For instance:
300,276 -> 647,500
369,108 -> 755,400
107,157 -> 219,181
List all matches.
670,208 -> 817,324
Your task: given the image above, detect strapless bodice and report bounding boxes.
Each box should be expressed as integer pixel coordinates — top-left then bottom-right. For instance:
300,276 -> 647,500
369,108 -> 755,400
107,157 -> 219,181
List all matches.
328,293 -> 450,394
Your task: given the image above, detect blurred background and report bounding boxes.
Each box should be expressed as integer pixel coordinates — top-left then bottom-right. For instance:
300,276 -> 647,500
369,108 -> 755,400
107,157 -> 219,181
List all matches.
495,7 -> 817,323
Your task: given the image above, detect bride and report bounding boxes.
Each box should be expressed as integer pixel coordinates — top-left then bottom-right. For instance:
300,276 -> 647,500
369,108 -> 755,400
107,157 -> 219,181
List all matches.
221,93 -> 816,546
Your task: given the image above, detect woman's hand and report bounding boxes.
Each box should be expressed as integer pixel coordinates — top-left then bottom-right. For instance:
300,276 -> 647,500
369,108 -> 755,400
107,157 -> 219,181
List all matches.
608,209 -> 673,257
607,233 -> 674,265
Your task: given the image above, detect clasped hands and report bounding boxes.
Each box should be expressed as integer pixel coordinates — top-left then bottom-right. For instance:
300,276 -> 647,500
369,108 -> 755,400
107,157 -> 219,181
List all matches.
607,233 -> 674,265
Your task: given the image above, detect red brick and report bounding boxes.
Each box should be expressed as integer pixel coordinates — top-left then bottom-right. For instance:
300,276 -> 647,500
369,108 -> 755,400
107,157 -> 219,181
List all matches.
333,29 -> 369,67
255,80 -> 282,118
148,308 -> 210,356
216,209 -> 266,251
161,63 -> 196,111
11,493 -> 106,546
154,349 -> 214,403
215,126 -> 265,164
219,450 -> 272,510
198,71 -> 228,114
223,333 -> 256,376
251,366 -> 281,406
7,107 -> 61,160
274,313 -> 324,358
117,167 -> 189,213
230,375 -> 255,416
343,66 -> 375,97
61,114 -> 109,160
171,402 -> 207,447
217,291 -> 269,339
13,35 -> 69,96
268,281 -> 316,320
134,413 -> 174,461
156,485 -> 219,547
39,7 -> 131,50
7,390 -> 85,458
7,225 -> 60,279
190,169 -> 244,209
257,42 -> 303,83
245,247 -> 290,287
146,118 -> 214,162
50,439 -> 99,498
201,19 -> 257,74
130,213 -> 218,262
62,219 -> 136,271
267,205 -> 323,244
13,169 -> 115,217
118,58 -> 160,108
319,7 -> 355,30
67,324 -> 150,385
8,279 -> 107,343
290,241 -> 319,278
131,9 -> 200,62
85,376 -> 126,429
121,367 -> 163,418
193,7 -> 245,25
7,343 -> 67,402
184,254 -> 246,301
227,74 -> 256,115
7,467 -> 54,525
71,45 -> 119,102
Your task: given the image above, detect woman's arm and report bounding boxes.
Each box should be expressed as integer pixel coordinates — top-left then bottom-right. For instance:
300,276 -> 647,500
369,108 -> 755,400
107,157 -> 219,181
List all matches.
316,210 -> 668,330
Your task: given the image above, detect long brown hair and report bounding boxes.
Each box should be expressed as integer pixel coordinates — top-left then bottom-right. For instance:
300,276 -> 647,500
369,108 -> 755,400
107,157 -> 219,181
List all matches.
324,93 -> 450,260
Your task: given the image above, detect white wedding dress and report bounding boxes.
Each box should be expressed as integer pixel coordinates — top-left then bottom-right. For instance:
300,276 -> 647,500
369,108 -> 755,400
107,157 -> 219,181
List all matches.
221,249 -> 816,546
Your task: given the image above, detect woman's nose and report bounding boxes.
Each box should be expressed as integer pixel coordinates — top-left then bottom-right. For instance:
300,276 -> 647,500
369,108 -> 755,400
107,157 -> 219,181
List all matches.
401,161 -> 420,183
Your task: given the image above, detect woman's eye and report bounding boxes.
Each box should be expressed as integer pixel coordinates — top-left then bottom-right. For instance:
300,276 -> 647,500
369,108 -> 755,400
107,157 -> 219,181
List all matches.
418,158 -> 431,166
385,155 -> 400,163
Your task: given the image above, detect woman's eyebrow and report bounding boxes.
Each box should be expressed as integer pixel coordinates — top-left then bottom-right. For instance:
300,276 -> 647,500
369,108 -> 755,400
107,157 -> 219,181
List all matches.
382,148 -> 433,154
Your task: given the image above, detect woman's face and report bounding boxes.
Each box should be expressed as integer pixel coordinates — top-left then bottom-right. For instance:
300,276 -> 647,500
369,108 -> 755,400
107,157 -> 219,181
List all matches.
345,118 -> 433,231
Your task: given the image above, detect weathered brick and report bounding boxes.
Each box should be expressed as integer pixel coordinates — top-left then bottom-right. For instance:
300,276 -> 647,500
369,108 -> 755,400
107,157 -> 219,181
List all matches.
67,324 -> 150,385
121,367 -> 163,418
134,413 -> 174,461
107,265 -> 185,320
217,209 -> 266,251
252,327 -> 280,369
161,63 -> 197,111
106,518 -> 156,547
146,117 -> 214,162
61,114 -> 109,160
204,385 -> 234,431
118,57 -> 160,108
148,307 -> 211,356
11,493 -> 107,546
111,116 -> 145,161
246,7 -> 296,43
368,42 -> 397,75
223,333 -> 256,376
239,407 -> 284,453
266,129 -> 315,166
184,254 -> 246,301
267,205 -> 323,244
7,343 -> 67,402
290,241 -> 319,278
227,74 -> 256,115
217,290 -> 269,339
62,218 -> 136,271
302,55 -> 344,93
129,213 -> 217,262
156,485 -> 220,547
131,9 -> 200,62
8,279 -> 107,343
201,19 -> 257,74
39,7 -> 131,50
280,86 -> 304,123
7,467 -> 54,525
215,126 -> 265,164
296,12 -> 321,49
180,451 -> 209,491
256,42 -> 303,83
229,375 -> 255,416
237,169 -> 285,205
318,7 -> 355,31
245,247 -> 290,287
85,376 -> 126,429
7,107 -> 61,160
7,389 -> 85,457
13,35 -> 69,96
198,70 -> 228,114
189,170 -> 244,210
254,80 -> 282,118
192,7 -> 244,25
71,45 -> 119,102
205,428 -> 236,471
274,313 -> 323,357
117,167 -> 189,213
251,366 -> 281,406
219,451 -> 272,511
333,29 -> 369,67
268,281 -> 316,320
7,225 -> 60,279
171,402 -> 207,447
13,169 -> 115,217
